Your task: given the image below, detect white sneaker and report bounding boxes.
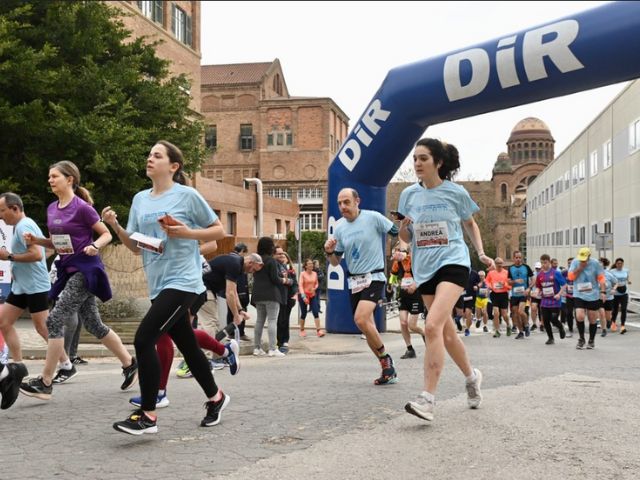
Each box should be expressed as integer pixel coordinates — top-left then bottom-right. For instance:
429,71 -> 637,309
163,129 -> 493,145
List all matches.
253,348 -> 266,356
405,392 -> 435,421
268,349 -> 285,357
466,368 -> 483,409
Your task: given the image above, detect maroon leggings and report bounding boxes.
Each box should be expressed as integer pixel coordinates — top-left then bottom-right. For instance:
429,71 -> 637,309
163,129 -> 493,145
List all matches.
156,321 -> 226,390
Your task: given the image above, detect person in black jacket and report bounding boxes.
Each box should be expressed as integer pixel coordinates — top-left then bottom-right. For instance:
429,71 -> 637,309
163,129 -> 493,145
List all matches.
224,243 -> 251,342
275,247 -> 298,353
252,237 -> 287,357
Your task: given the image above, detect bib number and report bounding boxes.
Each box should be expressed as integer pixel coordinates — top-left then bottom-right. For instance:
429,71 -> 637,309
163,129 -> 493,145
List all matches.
495,282 -> 504,290
567,285 -> 573,294
400,277 -> 414,289
130,232 -> 164,254
542,286 -> 555,297
513,286 -> 525,295
51,234 -> 74,255
415,221 -> 449,248
577,282 -> 593,293
348,273 -> 372,294
479,288 -> 488,297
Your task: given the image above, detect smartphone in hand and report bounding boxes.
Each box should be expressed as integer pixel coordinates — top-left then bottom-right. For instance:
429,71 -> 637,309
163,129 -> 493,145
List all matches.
389,210 -> 405,220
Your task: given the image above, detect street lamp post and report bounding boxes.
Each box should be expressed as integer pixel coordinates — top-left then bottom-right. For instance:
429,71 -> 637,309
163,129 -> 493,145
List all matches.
244,177 -> 263,238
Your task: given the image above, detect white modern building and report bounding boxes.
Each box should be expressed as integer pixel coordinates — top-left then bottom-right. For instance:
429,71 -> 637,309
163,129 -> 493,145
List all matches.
526,79 -> 640,280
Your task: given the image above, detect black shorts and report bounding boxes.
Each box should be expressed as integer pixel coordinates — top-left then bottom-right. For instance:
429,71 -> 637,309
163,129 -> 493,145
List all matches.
463,298 -> 475,312
530,297 -> 541,305
6,291 -> 49,313
399,295 -> 424,314
602,299 -> 613,312
573,298 -> 601,311
350,281 -> 385,314
189,291 -> 208,315
418,265 -> 469,296
455,296 -> 464,310
490,292 -> 509,310
510,296 -> 526,307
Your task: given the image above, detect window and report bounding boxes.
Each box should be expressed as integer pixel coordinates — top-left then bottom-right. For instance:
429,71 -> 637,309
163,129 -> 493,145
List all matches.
591,223 -> 598,245
215,170 -> 223,183
565,229 -> 570,246
298,187 -> 323,200
285,220 -> 290,232
573,227 -> 578,245
266,188 -> 292,200
550,184 -> 554,200
138,1 -> 163,23
545,188 -> 549,204
631,215 -> 640,243
267,134 -> 273,146
580,226 -> 586,245
287,133 -> 293,146
572,165 -> 578,186
578,160 -> 586,182
546,233 -> 550,246
171,4 -> 192,46
266,128 -> 292,148
564,171 -> 570,190
604,221 -> 612,234
629,118 -> 640,152
205,125 -> 217,150
239,124 -> 254,150
300,212 -> 323,231
500,183 -> 508,202
226,212 -> 236,235
275,219 -> 282,234
590,150 -> 598,177
603,140 -> 612,169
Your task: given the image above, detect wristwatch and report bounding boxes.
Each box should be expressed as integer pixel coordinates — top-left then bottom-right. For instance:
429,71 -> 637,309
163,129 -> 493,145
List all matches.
7,253 -> 14,262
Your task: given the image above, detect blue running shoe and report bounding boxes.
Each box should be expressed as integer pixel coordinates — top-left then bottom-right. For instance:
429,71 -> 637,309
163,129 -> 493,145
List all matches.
129,392 -> 170,409
225,340 -> 240,375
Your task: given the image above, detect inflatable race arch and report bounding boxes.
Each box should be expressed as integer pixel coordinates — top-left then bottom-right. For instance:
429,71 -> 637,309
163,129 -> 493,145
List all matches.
326,1 -> 640,333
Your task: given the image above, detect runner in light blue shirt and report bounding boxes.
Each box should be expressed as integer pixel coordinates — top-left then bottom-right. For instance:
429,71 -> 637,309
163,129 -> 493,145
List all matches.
610,258 -> 631,333
10,217 -> 50,295
324,188 -> 399,386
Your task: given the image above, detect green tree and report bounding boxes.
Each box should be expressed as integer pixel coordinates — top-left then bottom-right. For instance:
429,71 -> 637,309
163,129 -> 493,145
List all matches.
286,230 -> 327,265
0,0 -> 204,226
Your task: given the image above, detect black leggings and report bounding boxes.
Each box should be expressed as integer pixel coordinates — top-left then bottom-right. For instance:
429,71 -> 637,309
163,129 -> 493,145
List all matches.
561,297 -> 574,331
134,289 -> 217,411
611,294 -> 628,326
541,307 -> 563,340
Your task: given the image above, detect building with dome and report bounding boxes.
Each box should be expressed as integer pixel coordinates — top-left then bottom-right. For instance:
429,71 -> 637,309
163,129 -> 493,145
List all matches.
387,117 -> 555,265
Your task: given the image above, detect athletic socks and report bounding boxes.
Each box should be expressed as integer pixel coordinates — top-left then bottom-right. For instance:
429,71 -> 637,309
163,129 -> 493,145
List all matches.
589,323 -> 597,341
577,321 -> 586,339
466,369 -> 478,384
421,390 -> 435,403
59,360 -> 72,370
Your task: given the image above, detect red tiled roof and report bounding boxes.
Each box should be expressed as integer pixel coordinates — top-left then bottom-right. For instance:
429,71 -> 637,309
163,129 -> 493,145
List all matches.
201,62 -> 273,85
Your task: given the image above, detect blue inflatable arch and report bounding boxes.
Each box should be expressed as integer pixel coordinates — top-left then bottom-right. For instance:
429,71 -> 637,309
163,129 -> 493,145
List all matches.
326,1 -> 640,333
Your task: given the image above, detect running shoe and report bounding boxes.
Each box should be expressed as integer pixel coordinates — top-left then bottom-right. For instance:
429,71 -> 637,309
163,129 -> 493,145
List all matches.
71,356 -> 88,365
493,330 -> 501,338
587,340 -> 595,349
531,324 -> 537,332
611,322 -> 618,332
210,358 -> 226,370
20,376 -> 52,401
405,392 -> 434,421
601,329 -> 607,337
515,332 -> 524,340
559,325 -> 566,339
239,334 -> 252,342
466,368 -> 483,409
374,355 -> 398,385
253,348 -> 266,356
316,329 -> 326,337
268,349 -> 285,357
620,326 -> 627,335
506,326 -> 512,336
464,328 -> 470,337
400,349 -> 416,359
299,329 -> 307,338
524,325 -> 530,337
545,338 -> 555,345
483,326 -> 489,333
129,392 -> 170,409
201,391 -> 230,427
176,361 -> 193,378
565,330 -> 573,338
0,362 -> 28,410
121,357 -> 138,391
225,340 -> 240,375
454,317 -> 463,332
52,365 -> 79,384
576,338 -> 586,350
475,319 -> 482,329
279,345 -> 289,354
113,409 -> 158,435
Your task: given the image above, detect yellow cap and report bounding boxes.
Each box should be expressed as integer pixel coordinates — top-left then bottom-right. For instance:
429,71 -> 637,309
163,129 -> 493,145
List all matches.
577,247 -> 591,261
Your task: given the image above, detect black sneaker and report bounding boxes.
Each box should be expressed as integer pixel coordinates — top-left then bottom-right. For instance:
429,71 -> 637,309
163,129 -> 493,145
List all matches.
400,349 -> 416,359
0,363 -> 28,410
531,324 -> 537,332
20,376 -> 52,401
52,366 -> 78,384
475,319 -> 482,329
515,332 -> 525,340
71,356 -> 88,365
601,329 -> 607,337
587,340 -> 595,349
201,391 -> 230,427
113,409 -> 158,435
576,338 -> 586,350
483,326 -> 488,333
121,357 -> 138,391
559,325 -> 566,340
545,338 -> 555,345
454,317 -> 463,332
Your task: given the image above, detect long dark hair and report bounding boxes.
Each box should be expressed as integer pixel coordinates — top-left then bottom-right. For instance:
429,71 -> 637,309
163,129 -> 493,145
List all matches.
257,236 -> 275,256
415,138 -> 460,180
157,140 -> 186,185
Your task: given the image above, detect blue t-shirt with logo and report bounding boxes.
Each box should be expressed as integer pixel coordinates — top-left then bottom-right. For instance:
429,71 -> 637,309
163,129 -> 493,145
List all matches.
127,183 -> 218,300
334,209 -> 394,283
397,180 -> 479,286
10,217 -> 50,295
610,268 -> 629,296
569,258 -> 604,302
508,264 -> 533,298
604,270 -> 617,301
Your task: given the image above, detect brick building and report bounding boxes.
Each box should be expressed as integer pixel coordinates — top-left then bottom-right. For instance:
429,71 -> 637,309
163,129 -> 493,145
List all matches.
387,117 -> 554,264
200,59 -> 350,232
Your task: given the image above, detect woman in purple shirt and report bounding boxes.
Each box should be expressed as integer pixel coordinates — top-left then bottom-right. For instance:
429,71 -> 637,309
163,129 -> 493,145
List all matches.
19,161 -> 138,401
536,254 -> 567,345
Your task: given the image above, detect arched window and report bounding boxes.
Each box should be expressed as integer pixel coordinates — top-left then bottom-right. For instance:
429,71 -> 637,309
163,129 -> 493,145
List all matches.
501,183 -> 508,202
272,74 -> 282,95
505,244 -> 512,260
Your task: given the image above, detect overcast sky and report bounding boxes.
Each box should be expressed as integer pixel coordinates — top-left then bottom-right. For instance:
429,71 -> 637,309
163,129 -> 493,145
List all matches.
200,1 -> 626,181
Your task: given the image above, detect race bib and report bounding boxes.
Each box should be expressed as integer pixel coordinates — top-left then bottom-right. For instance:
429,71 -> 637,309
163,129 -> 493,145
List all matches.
415,221 -> 449,248
495,282 -> 504,290
542,286 -> 555,297
567,285 -> 573,294
130,232 -> 164,254
348,273 -> 372,293
479,288 -> 488,297
577,282 -> 593,293
617,279 -> 627,286
463,296 -> 473,302
400,277 -> 414,289
513,286 -> 525,295
51,234 -> 74,255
